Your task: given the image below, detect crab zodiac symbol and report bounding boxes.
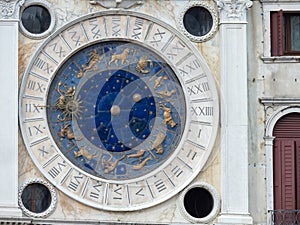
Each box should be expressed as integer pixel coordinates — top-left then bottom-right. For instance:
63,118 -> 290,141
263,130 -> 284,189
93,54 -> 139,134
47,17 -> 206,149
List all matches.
136,56 -> 153,74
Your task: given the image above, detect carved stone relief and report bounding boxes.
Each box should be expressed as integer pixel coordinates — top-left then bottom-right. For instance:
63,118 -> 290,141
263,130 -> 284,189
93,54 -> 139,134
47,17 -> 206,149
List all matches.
217,0 -> 253,21
89,0 -> 143,9
260,98 -> 300,142
0,0 -> 24,19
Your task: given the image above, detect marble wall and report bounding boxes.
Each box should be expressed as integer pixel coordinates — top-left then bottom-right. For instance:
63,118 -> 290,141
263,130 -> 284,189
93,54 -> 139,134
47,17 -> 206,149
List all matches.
18,0 -> 222,224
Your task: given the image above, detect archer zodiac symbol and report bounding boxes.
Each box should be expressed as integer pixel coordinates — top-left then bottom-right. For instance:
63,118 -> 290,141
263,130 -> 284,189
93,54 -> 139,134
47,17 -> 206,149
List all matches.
109,48 -> 130,66
74,147 -> 95,161
136,56 -> 153,74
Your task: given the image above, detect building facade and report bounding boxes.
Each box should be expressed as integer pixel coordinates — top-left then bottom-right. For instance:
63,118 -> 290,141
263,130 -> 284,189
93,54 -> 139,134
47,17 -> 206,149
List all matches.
0,0 -> 299,224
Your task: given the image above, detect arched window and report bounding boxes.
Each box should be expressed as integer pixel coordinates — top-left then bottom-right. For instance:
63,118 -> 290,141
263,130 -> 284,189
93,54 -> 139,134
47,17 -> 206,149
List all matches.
273,113 -> 300,210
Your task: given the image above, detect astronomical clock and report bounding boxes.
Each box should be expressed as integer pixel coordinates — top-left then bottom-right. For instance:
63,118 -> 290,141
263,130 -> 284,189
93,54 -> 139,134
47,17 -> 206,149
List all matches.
18,0 -> 220,223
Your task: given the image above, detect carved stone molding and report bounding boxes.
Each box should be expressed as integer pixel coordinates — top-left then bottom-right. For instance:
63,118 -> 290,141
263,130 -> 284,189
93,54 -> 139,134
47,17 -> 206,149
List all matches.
178,1 -> 219,42
178,182 -> 220,223
260,98 -> 300,139
89,0 -> 143,9
217,0 -> 252,21
18,178 -> 57,218
0,0 -> 24,20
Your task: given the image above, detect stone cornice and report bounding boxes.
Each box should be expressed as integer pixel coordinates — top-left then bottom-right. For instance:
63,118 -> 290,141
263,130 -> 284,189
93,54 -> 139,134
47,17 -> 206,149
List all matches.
0,0 -> 24,20
89,0 -> 143,9
217,0 -> 253,22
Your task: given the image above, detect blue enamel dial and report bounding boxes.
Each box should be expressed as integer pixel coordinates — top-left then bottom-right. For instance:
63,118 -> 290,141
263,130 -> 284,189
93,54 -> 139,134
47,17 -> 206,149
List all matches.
47,41 -> 186,180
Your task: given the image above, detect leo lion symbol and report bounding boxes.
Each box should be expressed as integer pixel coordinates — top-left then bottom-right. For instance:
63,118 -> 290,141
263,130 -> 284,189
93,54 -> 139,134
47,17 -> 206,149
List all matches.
109,48 -> 130,66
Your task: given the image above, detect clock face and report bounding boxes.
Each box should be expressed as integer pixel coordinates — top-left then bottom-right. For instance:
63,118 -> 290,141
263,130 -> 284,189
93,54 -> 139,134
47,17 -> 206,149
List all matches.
46,41 -> 186,180
19,11 -> 219,211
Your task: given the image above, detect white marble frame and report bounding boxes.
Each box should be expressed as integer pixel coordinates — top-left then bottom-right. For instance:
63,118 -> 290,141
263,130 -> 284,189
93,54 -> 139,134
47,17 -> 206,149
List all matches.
261,1 -> 300,63
217,1 -> 253,223
177,0 -> 219,42
19,0 -> 56,39
18,10 -> 220,211
18,178 -> 57,218
262,102 -> 300,225
178,182 -> 220,224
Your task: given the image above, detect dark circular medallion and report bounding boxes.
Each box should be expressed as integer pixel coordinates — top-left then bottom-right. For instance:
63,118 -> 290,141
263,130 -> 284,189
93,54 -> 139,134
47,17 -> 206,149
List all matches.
183,6 -> 213,37
21,183 -> 51,214
184,187 -> 214,218
21,5 -> 51,34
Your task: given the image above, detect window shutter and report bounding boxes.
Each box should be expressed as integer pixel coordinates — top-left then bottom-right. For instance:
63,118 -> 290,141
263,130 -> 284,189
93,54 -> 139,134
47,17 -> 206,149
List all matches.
274,139 -> 296,210
280,139 -> 296,210
296,140 -> 300,208
273,113 -> 300,138
274,139 -> 283,209
271,10 -> 284,56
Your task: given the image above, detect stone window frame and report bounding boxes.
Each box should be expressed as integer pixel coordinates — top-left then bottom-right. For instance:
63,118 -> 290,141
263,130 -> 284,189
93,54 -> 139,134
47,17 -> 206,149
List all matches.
261,1 -> 300,63
261,98 -> 300,225
271,11 -> 300,56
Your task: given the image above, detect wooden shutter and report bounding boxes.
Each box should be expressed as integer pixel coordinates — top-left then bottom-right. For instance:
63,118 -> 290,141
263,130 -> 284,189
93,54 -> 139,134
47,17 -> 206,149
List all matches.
296,140 -> 300,208
273,113 -> 300,138
271,10 -> 284,56
274,139 -> 283,209
274,139 -> 296,210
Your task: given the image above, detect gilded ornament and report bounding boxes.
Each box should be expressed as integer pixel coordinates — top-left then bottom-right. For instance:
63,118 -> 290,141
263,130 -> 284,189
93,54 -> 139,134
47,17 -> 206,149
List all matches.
74,147 -> 95,161
128,149 -> 145,158
109,48 -> 130,66
132,157 -> 152,170
136,57 -> 153,74
154,75 -> 169,89
57,123 -> 81,143
78,49 -> 102,78
132,93 -> 142,102
160,104 -> 177,128
102,155 -> 125,173
156,89 -> 176,98
56,82 -> 76,109
151,133 -> 166,154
